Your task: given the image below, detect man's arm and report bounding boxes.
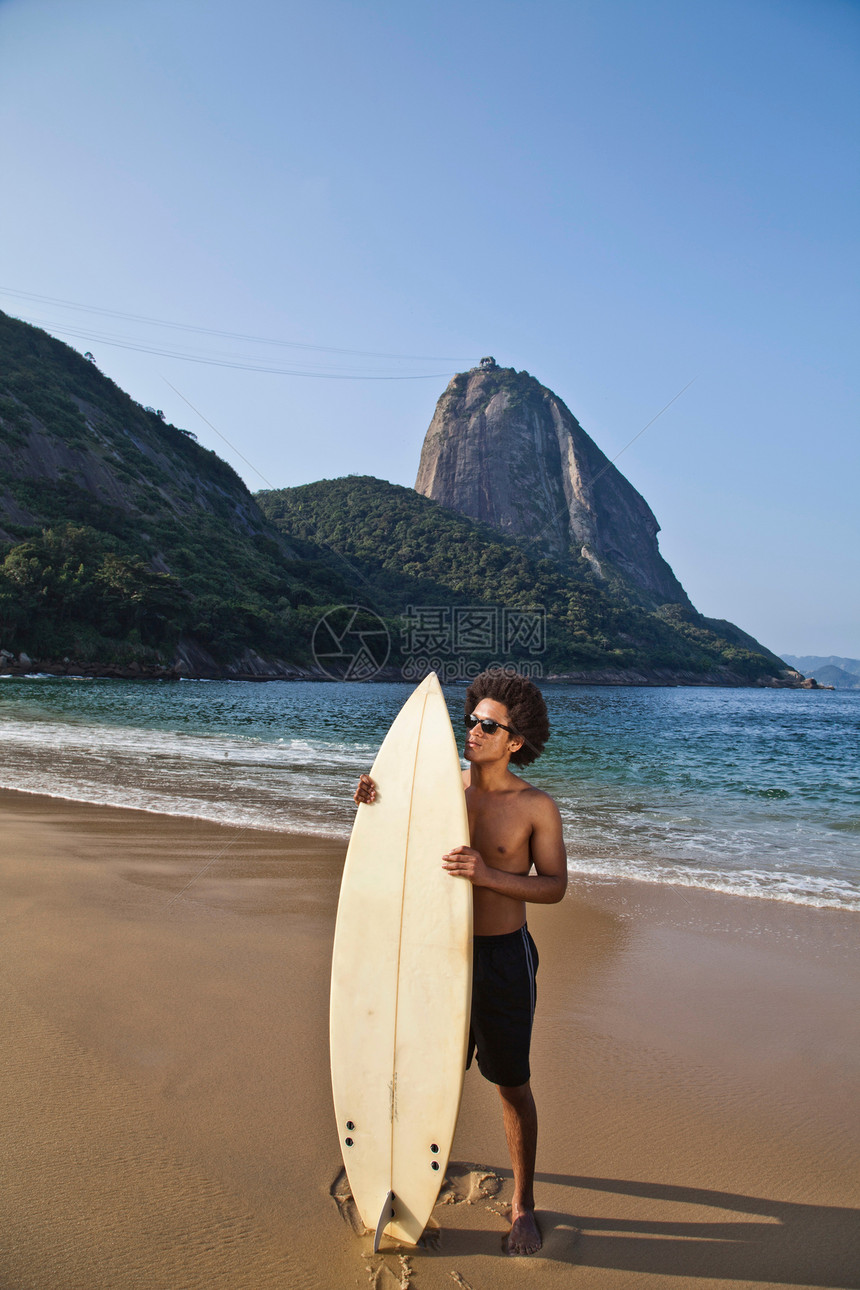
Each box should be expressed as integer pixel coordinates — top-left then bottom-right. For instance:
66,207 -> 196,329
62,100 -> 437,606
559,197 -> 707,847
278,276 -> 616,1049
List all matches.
442,794 -> 568,904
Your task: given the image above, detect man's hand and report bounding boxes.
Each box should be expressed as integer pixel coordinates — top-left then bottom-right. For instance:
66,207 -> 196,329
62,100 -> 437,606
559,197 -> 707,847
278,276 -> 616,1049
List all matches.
353,774 -> 377,805
442,845 -> 493,887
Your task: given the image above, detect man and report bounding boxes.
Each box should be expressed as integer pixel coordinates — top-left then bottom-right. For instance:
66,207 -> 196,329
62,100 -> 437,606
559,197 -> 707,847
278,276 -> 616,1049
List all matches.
354,669 -> 567,1256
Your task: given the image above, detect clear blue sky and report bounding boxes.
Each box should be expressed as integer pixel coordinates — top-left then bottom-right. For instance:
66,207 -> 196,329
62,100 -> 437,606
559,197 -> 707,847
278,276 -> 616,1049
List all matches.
1,0 -> 857,657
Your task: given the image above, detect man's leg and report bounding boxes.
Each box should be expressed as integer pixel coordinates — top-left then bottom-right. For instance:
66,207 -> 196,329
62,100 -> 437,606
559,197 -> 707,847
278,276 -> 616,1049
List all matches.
498,1080 -> 541,1255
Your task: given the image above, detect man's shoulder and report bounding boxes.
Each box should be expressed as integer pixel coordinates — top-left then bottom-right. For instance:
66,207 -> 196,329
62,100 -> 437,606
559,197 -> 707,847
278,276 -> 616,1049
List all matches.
509,776 -> 562,816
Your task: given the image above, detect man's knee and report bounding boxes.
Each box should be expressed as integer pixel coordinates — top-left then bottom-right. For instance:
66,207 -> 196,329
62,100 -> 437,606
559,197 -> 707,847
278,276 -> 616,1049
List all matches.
497,1080 -> 534,1111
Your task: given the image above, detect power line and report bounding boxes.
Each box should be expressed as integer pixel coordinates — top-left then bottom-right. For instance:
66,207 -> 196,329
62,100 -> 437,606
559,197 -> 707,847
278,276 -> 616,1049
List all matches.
0,285 -> 464,363
590,377 -> 697,489
161,378 -> 385,604
17,313 -> 397,371
161,379 -> 275,487
13,313 -> 456,380
530,377 -> 697,548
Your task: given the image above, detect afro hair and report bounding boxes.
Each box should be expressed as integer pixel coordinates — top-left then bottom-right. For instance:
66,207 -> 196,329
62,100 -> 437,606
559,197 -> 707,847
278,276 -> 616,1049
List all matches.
465,669 -> 550,767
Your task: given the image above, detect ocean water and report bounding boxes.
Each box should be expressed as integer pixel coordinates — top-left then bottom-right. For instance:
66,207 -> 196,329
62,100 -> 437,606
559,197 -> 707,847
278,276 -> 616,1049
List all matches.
1,676 -> 858,911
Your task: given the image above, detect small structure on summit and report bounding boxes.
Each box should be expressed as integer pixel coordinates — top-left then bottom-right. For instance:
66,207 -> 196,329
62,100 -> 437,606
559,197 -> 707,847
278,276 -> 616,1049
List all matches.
479,356 -> 497,369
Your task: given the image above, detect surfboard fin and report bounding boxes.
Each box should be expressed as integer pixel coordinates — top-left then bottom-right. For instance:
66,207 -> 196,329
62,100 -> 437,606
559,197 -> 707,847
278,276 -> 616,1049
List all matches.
373,1190 -> 395,1253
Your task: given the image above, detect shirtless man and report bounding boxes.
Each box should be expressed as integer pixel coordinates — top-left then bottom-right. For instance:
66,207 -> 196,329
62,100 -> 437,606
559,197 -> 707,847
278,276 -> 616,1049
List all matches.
354,669 -> 567,1256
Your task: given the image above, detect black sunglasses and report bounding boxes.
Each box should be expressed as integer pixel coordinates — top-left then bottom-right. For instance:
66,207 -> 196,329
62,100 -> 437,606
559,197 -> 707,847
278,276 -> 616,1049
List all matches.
465,713 -> 517,736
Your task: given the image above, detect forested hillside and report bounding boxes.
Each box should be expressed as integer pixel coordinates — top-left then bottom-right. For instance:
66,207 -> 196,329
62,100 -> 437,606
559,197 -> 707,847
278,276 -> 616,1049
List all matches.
258,476 -> 791,684
0,310 -> 349,671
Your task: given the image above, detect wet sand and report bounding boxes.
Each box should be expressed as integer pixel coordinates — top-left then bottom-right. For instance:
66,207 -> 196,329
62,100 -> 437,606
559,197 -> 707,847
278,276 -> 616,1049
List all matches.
1,786 -> 858,1290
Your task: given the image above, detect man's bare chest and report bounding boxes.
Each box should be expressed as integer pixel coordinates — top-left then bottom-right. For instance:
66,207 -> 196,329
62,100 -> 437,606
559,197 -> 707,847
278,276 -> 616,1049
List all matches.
467,796 -> 533,869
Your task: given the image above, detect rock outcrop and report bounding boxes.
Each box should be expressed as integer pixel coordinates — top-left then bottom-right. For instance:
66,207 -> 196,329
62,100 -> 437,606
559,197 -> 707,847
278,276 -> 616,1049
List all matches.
415,362 -> 691,607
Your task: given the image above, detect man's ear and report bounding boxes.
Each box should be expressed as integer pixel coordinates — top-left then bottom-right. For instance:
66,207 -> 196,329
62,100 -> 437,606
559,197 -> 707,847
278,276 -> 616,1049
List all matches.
508,736 -> 524,758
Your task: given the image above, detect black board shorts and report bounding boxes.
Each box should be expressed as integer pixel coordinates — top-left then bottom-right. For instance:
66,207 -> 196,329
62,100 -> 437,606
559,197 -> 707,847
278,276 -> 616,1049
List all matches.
466,924 -> 538,1088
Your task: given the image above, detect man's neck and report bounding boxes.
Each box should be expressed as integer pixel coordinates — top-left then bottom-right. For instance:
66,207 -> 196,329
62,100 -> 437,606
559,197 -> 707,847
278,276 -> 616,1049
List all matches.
468,761 -> 518,793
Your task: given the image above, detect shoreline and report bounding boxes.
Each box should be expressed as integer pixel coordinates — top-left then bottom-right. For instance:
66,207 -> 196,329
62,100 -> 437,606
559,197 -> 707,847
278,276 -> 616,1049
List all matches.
1,789 -> 859,1289
1,659 -> 826,687
0,781 -> 855,914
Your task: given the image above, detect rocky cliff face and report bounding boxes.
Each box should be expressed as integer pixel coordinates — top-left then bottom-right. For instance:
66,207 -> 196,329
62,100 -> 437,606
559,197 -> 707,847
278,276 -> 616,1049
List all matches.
415,362 -> 691,607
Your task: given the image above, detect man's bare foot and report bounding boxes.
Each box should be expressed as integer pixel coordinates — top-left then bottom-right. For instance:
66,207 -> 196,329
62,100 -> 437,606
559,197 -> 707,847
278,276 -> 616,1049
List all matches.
506,1204 -> 542,1256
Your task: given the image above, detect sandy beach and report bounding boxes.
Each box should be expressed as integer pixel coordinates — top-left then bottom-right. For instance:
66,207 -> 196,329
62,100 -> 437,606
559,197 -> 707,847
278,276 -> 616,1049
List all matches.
1,786 -> 858,1290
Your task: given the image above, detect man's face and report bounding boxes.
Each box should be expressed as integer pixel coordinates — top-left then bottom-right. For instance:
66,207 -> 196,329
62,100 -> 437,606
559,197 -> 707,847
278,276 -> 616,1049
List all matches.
464,698 -> 522,764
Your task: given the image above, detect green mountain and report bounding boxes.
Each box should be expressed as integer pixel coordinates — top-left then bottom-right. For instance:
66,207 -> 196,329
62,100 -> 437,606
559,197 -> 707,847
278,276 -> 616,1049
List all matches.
257,475 -> 794,685
0,309 -> 350,674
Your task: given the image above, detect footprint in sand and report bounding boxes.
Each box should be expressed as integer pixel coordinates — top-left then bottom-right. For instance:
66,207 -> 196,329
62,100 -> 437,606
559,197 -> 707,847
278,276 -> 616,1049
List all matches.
364,1252 -> 413,1288
436,1161 -> 502,1207
535,1210 -> 582,1259
330,1161 -> 501,1238
329,1167 -> 366,1237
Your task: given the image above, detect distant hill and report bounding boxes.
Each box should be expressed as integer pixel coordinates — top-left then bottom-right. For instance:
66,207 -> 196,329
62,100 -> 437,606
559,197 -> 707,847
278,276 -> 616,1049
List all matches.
781,656 -> 860,689
782,655 -> 860,681
257,475 -> 795,686
811,665 -> 860,689
0,310 -> 350,674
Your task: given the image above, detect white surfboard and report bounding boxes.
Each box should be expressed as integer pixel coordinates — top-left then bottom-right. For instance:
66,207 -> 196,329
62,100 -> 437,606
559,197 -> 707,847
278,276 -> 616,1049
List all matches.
330,672 -> 472,1247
